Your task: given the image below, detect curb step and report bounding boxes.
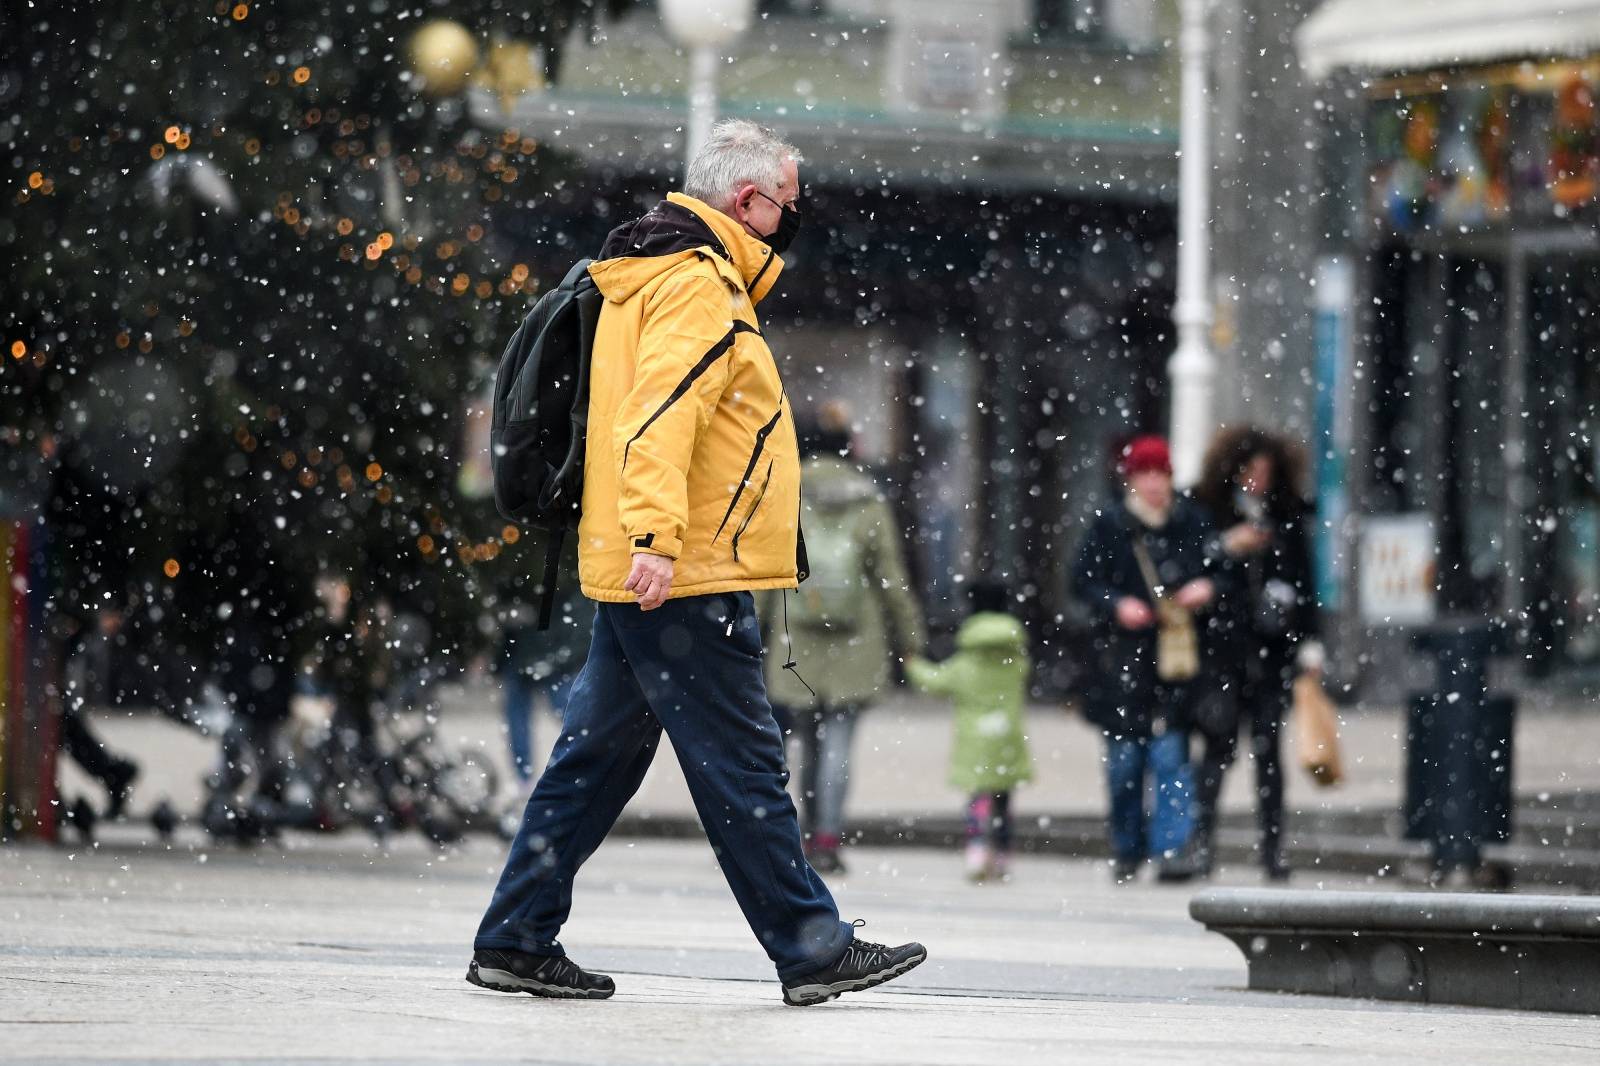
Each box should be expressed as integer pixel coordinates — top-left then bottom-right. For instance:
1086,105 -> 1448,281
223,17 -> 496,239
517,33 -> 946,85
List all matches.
609,811 -> 1600,891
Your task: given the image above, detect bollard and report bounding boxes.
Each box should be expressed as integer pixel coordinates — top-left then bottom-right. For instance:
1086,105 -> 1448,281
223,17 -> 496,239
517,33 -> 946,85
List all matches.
1403,620 -> 1514,878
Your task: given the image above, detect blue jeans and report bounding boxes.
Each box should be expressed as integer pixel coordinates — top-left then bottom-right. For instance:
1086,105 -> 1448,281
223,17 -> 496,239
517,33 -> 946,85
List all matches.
475,592 -> 852,981
503,671 -> 577,784
790,702 -> 859,841
1104,731 -> 1196,861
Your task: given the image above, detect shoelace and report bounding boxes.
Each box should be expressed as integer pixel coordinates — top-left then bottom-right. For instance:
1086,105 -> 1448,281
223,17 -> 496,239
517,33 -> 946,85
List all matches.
841,941 -> 892,970
540,955 -> 587,984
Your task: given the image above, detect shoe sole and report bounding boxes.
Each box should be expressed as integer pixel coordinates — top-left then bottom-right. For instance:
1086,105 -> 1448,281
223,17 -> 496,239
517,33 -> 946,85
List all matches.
781,949 -> 928,1007
465,961 -> 614,1000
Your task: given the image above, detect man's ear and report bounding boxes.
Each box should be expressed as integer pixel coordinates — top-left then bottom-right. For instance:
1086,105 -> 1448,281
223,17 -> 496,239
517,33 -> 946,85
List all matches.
731,183 -> 756,220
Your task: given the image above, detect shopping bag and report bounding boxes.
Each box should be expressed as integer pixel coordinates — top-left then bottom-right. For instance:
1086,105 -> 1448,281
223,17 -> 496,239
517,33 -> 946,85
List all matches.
1293,672 -> 1343,787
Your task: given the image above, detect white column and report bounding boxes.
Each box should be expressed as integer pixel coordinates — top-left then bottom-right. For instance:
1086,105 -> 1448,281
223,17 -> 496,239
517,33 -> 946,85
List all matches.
1167,0 -> 1215,489
661,0 -> 752,170
686,43 -> 717,169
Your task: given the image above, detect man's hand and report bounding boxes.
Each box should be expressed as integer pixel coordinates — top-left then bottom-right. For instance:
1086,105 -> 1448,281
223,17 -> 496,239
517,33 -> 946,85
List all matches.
1115,596 -> 1156,630
1173,578 -> 1215,611
625,552 -> 674,611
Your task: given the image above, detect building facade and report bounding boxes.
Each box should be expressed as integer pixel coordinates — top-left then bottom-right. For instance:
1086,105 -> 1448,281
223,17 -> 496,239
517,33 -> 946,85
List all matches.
1298,1 -> 1600,696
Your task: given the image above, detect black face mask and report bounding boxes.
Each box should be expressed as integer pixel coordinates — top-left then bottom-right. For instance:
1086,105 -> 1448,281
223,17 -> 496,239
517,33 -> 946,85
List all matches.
753,190 -> 803,256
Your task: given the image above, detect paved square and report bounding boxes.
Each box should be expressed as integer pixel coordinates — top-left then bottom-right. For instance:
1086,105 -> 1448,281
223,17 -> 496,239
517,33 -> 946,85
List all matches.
4,832 -> 1598,1063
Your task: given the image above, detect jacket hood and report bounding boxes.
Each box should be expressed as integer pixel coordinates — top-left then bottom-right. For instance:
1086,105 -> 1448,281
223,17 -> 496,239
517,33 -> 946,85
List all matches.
956,612 -> 1027,654
802,456 -> 879,509
588,192 -> 784,306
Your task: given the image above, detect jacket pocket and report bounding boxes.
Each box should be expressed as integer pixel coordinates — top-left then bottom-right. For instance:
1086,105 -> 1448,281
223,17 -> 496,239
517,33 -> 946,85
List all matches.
714,404 -> 784,545
729,459 -> 774,563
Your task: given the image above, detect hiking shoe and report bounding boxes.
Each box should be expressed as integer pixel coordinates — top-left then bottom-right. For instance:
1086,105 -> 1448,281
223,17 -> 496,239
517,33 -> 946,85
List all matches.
466,948 -> 615,1000
964,841 -> 993,882
1155,844 -> 1200,884
780,924 -> 926,1006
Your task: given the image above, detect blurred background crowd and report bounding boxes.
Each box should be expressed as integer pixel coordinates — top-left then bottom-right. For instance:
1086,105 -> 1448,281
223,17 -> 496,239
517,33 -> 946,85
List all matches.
6,0 -> 1600,887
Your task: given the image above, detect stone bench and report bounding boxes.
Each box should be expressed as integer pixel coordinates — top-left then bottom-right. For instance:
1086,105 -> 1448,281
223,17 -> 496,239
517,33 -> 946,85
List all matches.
1189,888 -> 1600,1014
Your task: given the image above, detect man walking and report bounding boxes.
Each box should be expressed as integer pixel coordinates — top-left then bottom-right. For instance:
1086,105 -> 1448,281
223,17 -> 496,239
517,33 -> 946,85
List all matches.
468,120 -> 926,1006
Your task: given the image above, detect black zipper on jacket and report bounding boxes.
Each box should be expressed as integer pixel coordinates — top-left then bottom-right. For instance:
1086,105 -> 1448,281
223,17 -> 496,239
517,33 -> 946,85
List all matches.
730,459 -> 774,563
713,399 -> 784,543
746,248 -> 776,295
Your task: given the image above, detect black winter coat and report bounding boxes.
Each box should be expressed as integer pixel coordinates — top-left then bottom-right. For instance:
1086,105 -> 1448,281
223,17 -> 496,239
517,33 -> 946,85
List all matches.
1070,497 -> 1232,738
1210,496 -> 1320,670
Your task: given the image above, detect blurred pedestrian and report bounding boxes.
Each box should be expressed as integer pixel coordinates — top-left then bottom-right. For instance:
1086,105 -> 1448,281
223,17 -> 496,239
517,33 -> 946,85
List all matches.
206,537 -> 307,840
494,535 -> 588,793
906,580 -> 1032,883
64,606 -> 131,709
762,403 -> 923,875
313,575 -> 392,750
472,120 -> 925,1006
60,608 -> 140,818
1070,435 -> 1225,883
1191,427 -> 1321,882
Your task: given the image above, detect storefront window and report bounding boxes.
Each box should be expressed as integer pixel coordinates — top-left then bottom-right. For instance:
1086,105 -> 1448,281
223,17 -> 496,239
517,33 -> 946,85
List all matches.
1360,61 -> 1600,678
1438,258 -> 1506,614
1365,63 -> 1600,238
1367,246 -> 1418,510
1033,0 -> 1104,41
1526,257 -> 1600,668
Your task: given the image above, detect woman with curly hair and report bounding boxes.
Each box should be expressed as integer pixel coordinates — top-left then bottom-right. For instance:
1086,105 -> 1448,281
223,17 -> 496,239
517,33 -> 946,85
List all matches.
1191,427 -> 1322,882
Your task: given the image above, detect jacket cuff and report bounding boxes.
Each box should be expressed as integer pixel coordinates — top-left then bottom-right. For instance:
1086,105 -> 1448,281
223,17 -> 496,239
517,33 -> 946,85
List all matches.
628,529 -> 682,560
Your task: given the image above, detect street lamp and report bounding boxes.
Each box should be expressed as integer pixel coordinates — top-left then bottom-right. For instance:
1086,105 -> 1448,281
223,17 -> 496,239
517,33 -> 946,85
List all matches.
660,0 -> 754,167
1167,0 -> 1215,489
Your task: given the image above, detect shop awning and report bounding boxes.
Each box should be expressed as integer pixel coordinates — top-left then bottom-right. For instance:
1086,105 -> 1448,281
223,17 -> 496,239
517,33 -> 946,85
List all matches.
1296,0 -> 1600,80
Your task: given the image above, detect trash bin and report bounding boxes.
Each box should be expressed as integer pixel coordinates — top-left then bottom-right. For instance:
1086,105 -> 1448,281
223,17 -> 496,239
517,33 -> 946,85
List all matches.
1403,620 -> 1515,875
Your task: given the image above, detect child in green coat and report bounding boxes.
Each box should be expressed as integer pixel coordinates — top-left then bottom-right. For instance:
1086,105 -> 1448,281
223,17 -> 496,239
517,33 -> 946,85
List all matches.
906,581 -> 1033,881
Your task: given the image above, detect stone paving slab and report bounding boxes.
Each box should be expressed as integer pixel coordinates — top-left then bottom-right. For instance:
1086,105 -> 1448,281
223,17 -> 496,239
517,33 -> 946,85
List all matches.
4,834 -> 1600,1063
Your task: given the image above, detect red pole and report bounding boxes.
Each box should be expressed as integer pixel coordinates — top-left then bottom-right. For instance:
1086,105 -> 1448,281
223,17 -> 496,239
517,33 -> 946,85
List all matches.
24,523 -> 59,842
0,523 -> 10,834
8,524 -> 31,837
1,522 -> 57,842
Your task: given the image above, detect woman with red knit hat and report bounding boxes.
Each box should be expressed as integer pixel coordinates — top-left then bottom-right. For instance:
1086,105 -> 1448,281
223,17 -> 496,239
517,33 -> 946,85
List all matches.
1070,435 -> 1230,883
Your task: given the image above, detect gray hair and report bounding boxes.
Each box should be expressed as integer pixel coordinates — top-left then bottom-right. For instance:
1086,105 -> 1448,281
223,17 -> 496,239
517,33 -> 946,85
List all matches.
683,119 -> 801,212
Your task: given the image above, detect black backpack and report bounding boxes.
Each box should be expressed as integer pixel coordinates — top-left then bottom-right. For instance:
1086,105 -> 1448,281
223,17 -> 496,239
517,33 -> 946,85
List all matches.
491,258 -> 603,628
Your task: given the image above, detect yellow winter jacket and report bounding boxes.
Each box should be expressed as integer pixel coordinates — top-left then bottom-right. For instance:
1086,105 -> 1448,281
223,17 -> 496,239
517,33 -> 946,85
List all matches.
577,192 -> 804,602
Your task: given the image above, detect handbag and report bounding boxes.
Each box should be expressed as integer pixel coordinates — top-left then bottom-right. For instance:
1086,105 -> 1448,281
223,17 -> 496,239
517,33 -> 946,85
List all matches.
1190,678 -> 1240,741
1292,672 -> 1344,786
1132,537 -> 1199,683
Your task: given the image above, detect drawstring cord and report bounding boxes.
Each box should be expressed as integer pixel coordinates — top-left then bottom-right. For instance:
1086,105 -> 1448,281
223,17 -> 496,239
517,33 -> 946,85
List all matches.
780,589 -> 817,701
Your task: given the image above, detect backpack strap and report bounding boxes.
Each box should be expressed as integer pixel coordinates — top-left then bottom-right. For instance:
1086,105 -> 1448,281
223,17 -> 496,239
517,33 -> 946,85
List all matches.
536,527 -> 566,631
1131,535 -> 1165,601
